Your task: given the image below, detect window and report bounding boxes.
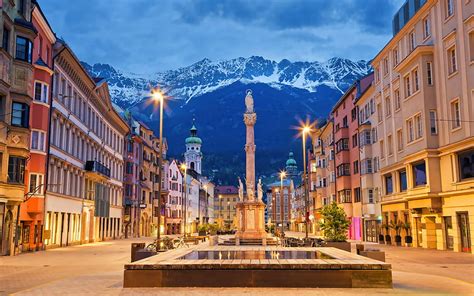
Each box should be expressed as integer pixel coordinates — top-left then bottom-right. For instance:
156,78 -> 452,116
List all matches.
380,140 -> 385,158
353,160 -> 359,174
342,116 -> 348,128
458,149 -> 474,180
423,16 -> 431,39
15,36 -> 32,63
338,189 -> 351,203
451,99 -> 461,129
388,134 -> 393,156
470,31 -> 474,62
394,89 -> 400,111
429,110 -> 438,134
361,159 -> 373,174
446,0 -> 454,18
351,108 -> 357,122
409,31 -> 416,52
427,62 -> 433,85
407,118 -> 414,142
29,174 -> 44,195
18,0 -> 26,16
336,164 -> 350,177
373,157 -> 379,172
393,48 -> 399,66
2,26 -> 10,52
336,138 -> 349,152
415,114 -> 423,139
377,103 -> 383,122
383,57 -> 389,76
385,174 -> 393,194
368,189 -> 374,203
448,46 -> 457,74
352,133 -> 358,147
399,170 -> 407,191
11,102 -> 29,128
31,130 -> 46,151
360,130 -> 371,146
397,129 -> 403,151
8,156 -> 25,183
34,82 -> 49,103
413,161 -> 427,186
371,128 -> 378,143
413,68 -> 419,92
385,96 -> 391,116
404,75 -> 411,97
354,188 -> 361,202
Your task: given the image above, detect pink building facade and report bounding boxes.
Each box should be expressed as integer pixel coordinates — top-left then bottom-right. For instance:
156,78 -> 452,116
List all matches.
332,73 -> 374,240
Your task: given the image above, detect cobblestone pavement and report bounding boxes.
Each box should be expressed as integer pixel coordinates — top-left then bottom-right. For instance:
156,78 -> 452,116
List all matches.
0,234 -> 473,295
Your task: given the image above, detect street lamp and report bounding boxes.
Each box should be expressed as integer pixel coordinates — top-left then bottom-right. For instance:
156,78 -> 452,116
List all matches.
274,188 -> 279,232
180,163 -> 187,236
227,201 -> 231,226
279,170 -> 287,236
301,124 -> 311,239
151,88 -> 165,250
203,184 -> 208,224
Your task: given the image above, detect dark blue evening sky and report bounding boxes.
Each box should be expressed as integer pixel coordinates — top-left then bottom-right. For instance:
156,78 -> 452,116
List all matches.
40,0 -> 405,73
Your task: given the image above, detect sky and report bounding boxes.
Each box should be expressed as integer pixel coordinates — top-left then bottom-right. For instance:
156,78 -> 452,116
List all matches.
40,0 -> 405,74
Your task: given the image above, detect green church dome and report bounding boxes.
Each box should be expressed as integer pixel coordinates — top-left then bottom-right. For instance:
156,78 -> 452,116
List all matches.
286,152 -> 297,166
185,136 -> 202,144
185,121 -> 202,145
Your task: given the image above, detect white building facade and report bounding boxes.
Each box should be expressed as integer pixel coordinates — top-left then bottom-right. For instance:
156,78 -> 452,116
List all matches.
44,41 -> 128,248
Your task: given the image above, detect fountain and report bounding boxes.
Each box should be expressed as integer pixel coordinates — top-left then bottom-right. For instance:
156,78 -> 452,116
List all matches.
123,90 -> 392,289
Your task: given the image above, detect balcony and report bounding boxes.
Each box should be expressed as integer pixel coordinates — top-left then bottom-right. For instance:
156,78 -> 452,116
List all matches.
334,126 -> 349,140
85,161 -> 111,179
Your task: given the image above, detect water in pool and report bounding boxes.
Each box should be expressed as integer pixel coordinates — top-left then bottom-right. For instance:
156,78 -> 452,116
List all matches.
177,250 -> 334,260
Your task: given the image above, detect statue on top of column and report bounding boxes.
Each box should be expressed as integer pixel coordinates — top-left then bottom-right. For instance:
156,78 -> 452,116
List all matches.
245,89 -> 254,113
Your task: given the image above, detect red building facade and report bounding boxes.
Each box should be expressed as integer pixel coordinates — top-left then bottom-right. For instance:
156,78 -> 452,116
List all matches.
18,2 -> 55,253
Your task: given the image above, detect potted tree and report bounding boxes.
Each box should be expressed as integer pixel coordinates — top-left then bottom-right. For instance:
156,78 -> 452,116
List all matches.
319,202 -> 351,252
378,233 -> 385,244
390,221 -> 403,246
382,222 -> 391,245
402,222 -> 412,246
198,224 -> 208,236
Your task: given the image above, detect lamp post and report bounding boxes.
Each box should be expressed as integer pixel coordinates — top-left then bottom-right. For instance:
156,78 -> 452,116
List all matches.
302,125 -> 311,239
279,170 -> 286,236
151,89 -> 165,250
180,163 -> 187,236
203,184 -> 207,224
227,201 -> 230,226
274,188 -> 279,233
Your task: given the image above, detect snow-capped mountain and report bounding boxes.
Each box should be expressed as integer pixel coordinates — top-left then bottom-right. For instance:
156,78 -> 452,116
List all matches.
83,56 -> 371,184
82,56 -> 370,107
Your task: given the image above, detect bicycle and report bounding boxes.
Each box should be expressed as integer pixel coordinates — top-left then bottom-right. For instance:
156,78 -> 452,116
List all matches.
173,236 -> 190,248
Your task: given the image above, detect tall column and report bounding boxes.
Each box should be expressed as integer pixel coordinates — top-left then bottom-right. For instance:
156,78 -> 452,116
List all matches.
244,111 -> 256,201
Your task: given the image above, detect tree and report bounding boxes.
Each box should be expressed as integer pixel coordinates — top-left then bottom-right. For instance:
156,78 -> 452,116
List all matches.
318,202 -> 350,242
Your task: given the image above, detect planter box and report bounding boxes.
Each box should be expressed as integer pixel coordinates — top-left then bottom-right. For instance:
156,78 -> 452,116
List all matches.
356,244 -> 365,255
209,235 -> 218,246
325,241 -> 351,252
359,250 -> 385,262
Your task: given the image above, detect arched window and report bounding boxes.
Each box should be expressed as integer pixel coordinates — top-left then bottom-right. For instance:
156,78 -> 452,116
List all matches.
190,162 -> 195,170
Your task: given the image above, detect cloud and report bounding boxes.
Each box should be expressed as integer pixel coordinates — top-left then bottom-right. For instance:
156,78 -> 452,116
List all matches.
39,0 -> 405,73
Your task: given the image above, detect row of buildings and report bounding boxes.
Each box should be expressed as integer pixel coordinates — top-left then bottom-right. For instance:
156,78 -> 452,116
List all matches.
0,0 -> 215,256
291,0 -> 473,254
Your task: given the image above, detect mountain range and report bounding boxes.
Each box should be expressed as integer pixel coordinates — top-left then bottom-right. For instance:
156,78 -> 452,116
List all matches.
82,56 -> 371,184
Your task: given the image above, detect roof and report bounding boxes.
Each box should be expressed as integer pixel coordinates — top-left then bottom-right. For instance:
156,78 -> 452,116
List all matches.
331,72 -> 374,113
215,186 -> 238,195
286,152 -> 297,167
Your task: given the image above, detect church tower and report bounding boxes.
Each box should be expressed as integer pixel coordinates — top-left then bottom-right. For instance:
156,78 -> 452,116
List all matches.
184,120 -> 203,174
285,152 -> 298,178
